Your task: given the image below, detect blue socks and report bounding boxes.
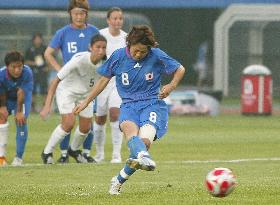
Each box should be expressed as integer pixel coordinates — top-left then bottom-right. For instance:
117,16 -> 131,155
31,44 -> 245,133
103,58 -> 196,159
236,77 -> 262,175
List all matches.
116,136 -> 152,184
16,124 -> 28,158
83,130 -> 94,150
127,136 -> 150,159
117,164 -> 136,184
60,133 -> 70,150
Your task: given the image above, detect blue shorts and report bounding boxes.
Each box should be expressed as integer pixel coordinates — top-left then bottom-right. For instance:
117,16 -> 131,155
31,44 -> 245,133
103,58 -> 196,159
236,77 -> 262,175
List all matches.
119,99 -> 168,139
7,91 -> 32,118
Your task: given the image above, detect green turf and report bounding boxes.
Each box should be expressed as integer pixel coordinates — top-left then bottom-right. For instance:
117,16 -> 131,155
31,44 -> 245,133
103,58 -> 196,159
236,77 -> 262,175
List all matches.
0,114 -> 280,205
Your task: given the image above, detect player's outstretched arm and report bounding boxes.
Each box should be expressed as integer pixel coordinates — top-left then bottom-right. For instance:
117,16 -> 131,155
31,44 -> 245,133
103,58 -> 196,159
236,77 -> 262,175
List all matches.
73,76 -> 111,114
15,88 -> 26,126
40,77 -> 60,120
159,65 -> 186,99
44,47 -> 62,72
0,93 -> 8,123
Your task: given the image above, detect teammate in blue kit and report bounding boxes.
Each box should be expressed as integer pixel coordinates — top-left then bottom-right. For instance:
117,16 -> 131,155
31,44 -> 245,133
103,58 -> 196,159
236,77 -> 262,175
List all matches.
73,25 -> 185,194
44,0 -> 99,163
0,51 -> 33,166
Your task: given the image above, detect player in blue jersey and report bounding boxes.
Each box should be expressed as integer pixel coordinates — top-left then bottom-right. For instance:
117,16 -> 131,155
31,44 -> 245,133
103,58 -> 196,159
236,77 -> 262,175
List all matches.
0,51 -> 33,166
44,0 -> 99,163
73,25 -> 185,194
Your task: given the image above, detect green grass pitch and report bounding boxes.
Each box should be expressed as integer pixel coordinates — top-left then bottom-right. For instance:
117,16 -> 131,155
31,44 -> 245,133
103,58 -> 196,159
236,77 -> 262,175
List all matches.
0,113 -> 280,205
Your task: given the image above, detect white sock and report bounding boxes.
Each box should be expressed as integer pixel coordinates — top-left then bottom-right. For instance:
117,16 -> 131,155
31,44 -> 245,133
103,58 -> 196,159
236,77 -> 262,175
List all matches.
82,149 -> 90,156
93,122 -> 105,158
71,126 -> 88,151
110,121 -> 123,157
0,123 -> 9,157
44,124 -> 69,154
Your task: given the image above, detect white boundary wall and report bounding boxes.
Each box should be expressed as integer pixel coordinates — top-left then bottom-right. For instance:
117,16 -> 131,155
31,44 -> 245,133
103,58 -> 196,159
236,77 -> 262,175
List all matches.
214,4 -> 280,96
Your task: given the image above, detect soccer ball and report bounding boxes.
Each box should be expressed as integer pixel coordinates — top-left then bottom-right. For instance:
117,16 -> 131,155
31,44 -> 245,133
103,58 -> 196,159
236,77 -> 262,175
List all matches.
205,167 -> 236,197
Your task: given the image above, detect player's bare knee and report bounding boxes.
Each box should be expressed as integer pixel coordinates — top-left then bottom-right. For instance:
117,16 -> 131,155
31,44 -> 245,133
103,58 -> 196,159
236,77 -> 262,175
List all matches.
109,108 -> 119,121
139,124 -> 156,148
61,122 -> 75,132
79,124 -> 91,134
95,115 -> 106,125
0,113 -> 7,124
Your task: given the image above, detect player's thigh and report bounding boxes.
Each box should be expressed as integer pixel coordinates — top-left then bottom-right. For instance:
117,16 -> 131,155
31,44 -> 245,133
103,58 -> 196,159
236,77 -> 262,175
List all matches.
6,94 -> 32,119
120,120 -> 139,140
108,88 -> 121,121
79,101 -> 94,119
140,100 -> 169,139
95,90 -> 109,117
56,89 -> 76,115
108,87 -> 121,109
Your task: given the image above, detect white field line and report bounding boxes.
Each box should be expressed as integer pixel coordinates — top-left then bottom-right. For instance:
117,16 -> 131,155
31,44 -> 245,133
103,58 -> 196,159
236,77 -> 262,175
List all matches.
2,157 -> 280,168
164,157 -> 280,164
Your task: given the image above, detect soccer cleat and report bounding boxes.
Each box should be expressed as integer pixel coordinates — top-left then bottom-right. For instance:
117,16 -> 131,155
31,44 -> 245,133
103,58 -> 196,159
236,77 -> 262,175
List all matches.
11,157 -> 23,166
109,176 -> 122,195
110,155 -> 122,164
68,148 -> 87,163
57,154 -> 69,164
94,154 -> 104,163
0,156 -> 7,167
41,151 -> 54,164
82,154 -> 97,163
126,157 -> 156,171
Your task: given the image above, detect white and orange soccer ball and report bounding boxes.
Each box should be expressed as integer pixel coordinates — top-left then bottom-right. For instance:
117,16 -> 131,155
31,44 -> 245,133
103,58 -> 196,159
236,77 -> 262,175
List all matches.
205,167 -> 237,197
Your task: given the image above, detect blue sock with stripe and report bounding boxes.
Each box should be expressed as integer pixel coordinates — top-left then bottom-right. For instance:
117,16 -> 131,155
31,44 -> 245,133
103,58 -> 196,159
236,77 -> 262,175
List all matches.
16,124 -> 28,158
127,136 -> 150,159
83,126 -> 94,150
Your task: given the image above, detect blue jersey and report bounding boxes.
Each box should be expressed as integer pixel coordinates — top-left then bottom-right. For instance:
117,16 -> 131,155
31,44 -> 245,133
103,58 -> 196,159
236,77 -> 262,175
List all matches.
0,65 -> 33,101
49,24 -> 99,64
98,47 -> 181,103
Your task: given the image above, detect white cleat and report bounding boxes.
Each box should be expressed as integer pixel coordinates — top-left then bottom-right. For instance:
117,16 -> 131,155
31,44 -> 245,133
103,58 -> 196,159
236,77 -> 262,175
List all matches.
94,154 -> 104,163
110,155 -> 122,164
126,157 -> 156,171
109,176 -> 122,195
11,157 -> 23,166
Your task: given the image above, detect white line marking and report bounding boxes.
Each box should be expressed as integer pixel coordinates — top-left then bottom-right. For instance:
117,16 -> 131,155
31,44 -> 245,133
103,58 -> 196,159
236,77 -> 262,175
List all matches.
164,157 -> 280,164
1,157 -> 280,168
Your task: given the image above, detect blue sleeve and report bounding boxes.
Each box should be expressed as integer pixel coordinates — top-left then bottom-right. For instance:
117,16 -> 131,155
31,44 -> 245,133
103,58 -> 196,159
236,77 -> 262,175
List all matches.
97,51 -> 119,78
49,29 -> 63,49
0,81 -> 5,94
154,48 -> 181,75
19,68 -> 33,95
0,71 -> 5,94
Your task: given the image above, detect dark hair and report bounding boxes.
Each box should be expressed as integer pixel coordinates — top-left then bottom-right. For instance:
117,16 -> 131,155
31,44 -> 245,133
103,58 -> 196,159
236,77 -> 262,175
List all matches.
32,32 -> 43,41
90,34 -> 107,46
68,0 -> 89,12
107,7 -> 123,19
126,25 -> 157,48
90,34 -> 107,60
4,51 -> 24,66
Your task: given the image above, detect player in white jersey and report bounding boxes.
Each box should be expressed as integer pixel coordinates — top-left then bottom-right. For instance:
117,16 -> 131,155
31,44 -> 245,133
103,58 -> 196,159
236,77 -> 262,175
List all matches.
40,34 -> 106,164
44,0 -> 99,163
94,7 -> 127,163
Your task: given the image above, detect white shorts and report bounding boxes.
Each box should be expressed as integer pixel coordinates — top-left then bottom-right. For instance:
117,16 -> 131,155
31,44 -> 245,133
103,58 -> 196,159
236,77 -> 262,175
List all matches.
56,88 -> 93,118
95,78 -> 121,116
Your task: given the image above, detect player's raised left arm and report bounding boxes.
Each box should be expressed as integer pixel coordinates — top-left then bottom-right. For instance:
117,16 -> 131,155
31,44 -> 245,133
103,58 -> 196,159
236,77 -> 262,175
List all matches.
159,65 -> 185,99
73,76 -> 111,114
